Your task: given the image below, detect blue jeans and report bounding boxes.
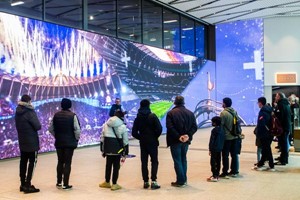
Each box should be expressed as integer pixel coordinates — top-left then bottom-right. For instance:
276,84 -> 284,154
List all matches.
170,143 -> 189,184
222,139 -> 239,175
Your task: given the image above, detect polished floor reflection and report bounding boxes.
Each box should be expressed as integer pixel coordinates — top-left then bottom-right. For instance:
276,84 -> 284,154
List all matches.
1,127 -> 300,200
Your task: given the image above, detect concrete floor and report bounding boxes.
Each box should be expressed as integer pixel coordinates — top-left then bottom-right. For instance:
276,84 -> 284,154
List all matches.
1,127 -> 300,200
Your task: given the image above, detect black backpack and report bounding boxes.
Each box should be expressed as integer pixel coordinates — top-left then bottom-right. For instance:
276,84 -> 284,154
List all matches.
226,110 -> 242,136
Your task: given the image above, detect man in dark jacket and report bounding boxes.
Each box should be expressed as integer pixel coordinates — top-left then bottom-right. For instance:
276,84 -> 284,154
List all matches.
253,97 -> 274,171
48,98 -> 81,190
166,96 -> 197,187
15,94 -> 41,193
109,98 -> 123,117
132,99 -> 162,190
274,92 -> 291,165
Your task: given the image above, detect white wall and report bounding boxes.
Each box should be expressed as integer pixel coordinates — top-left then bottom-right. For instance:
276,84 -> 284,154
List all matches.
264,17 -> 300,103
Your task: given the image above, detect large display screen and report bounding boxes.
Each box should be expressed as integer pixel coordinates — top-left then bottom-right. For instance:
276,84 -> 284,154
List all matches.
215,19 -> 264,125
0,12 -> 211,159
0,13 -> 264,160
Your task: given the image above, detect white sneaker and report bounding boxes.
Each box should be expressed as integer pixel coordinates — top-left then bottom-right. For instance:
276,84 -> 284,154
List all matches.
206,176 -> 218,182
267,167 -> 276,172
252,166 -> 265,171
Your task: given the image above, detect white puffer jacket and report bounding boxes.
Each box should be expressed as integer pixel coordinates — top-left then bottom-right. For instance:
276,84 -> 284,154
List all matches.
100,116 -> 128,155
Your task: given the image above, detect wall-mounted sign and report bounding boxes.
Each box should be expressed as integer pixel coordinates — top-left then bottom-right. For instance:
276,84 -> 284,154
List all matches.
276,73 -> 297,84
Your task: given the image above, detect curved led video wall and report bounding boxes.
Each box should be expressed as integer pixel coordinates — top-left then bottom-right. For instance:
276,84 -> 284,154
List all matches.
0,12 -> 264,160
0,12 -> 211,159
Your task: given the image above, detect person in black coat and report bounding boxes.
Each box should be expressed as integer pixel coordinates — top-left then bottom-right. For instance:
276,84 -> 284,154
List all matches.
207,116 -> 225,182
48,98 -> 81,190
109,98 -> 123,117
253,97 -> 274,171
132,99 -> 162,189
166,96 -> 197,187
274,93 -> 291,165
15,94 -> 41,193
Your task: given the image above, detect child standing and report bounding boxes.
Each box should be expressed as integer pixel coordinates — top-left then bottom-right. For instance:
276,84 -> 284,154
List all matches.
207,116 -> 225,182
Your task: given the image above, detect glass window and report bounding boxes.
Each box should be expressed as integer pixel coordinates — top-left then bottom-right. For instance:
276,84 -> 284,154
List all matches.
117,0 -> 141,43
181,16 -> 195,55
0,0 -> 43,20
87,0 -> 116,37
163,9 -> 179,52
195,22 -> 206,58
142,1 -> 162,48
45,0 -> 83,29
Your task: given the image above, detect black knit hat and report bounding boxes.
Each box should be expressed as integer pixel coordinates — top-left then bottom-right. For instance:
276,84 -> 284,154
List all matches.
174,96 -> 185,106
61,98 -> 72,110
21,94 -> 31,103
140,99 -> 150,108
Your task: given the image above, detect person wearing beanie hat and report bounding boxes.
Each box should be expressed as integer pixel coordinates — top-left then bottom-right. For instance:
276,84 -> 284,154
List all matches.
166,95 -> 197,187
132,99 -> 162,190
15,94 -> 41,193
61,98 -> 72,110
219,97 -> 240,178
99,108 -> 129,191
48,98 -> 81,190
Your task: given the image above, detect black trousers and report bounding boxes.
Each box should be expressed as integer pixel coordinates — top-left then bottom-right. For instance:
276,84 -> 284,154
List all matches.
222,139 -> 239,175
278,132 -> 289,164
105,155 -> 121,184
20,151 -> 38,186
257,136 -> 274,168
140,144 -> 159,182
56,148 -> 74,186
210,151 -> 221,178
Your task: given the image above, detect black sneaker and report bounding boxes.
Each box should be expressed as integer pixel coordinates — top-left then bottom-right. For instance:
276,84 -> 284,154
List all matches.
20,185 -> 26,192
143,182 -> 150,189
23,185 -> 40,194
56,183 -> 62,189
219,173 -> 229,179
274,157 -> 281,161
151,181 -> 161,190
62,185 -> 73,190
171,182 -> 185,187
274,161 -> 286,166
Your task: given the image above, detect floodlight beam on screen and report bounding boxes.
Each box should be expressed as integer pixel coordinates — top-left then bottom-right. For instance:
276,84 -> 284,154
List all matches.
144,45 -> 196,65
0,13 -> 111,86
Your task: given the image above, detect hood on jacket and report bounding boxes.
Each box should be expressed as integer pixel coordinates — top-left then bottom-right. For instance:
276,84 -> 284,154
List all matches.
16,101 -> 35,115
279,98 -> 290,106
261,105 -> 272,114
224,107 -> 236,114
137,107 -> 151,116
106,116 -> 124,128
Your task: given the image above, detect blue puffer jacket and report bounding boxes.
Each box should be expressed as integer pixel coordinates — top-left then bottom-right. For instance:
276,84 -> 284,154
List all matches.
15,102 -> 41,152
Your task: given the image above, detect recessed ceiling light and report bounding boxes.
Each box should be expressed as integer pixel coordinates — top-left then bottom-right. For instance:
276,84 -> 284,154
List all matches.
11,1 -> 24,6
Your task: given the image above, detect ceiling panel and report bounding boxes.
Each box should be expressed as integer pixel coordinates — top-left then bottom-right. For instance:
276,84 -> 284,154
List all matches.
224,6 -> 300,23
153,0 -> 300,24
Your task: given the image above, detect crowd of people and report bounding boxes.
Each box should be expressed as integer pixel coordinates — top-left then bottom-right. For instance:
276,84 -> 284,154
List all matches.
5,91 -> 300,194
253,93 -> 299,169
0,100 -> 110,159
